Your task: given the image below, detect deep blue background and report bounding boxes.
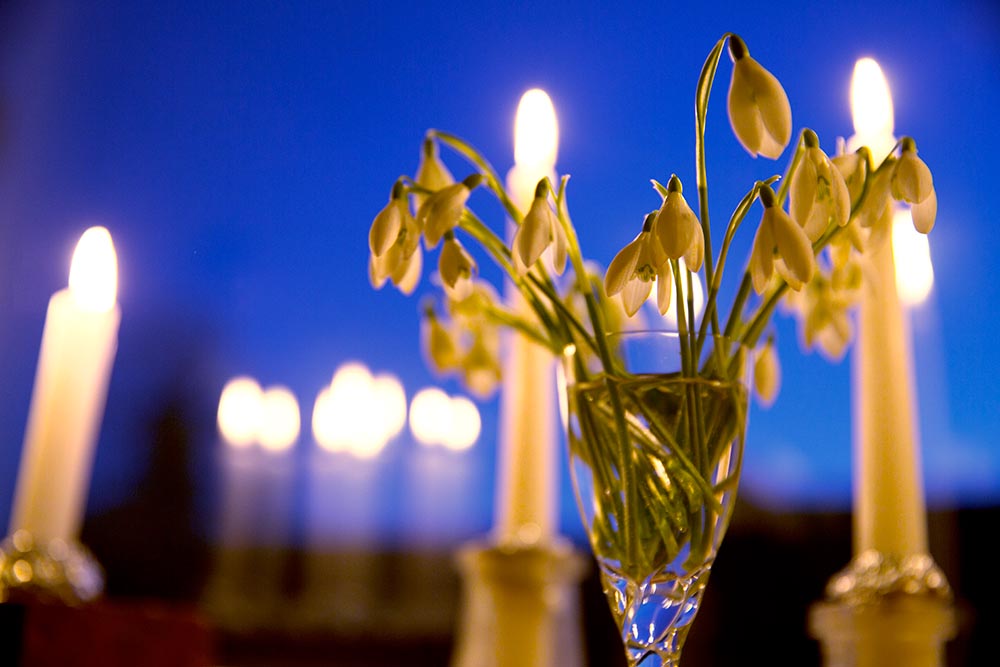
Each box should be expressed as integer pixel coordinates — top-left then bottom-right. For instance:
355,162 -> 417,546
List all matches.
1,1 -> 998,548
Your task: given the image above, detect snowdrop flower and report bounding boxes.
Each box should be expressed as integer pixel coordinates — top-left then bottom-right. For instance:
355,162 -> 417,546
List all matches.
790,130 -> 851,242
370,187 -> 423,295
414,137 -> 454,210
753,338 -> 780,407
727,35 -> 792,159
749,185 -> 815,294
369,239 -> 422,295
891,137 -> 936,233
511,179 -> 567,276
832,148 -> 868,209
438,232 -> 477,301
461,329 -> 501,398
653,175 -> 704,271
604,213 -> 672,317
422,308 -> 460,373
855,160 -> 894,232
418,174 -> 482,248
368,182 -> 410,257
800,281 -> 855,360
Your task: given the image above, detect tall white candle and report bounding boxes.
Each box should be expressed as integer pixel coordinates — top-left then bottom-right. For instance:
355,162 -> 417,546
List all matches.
848,58 -> 928,556
8,226 -> 121,543
495,89 -> 559,544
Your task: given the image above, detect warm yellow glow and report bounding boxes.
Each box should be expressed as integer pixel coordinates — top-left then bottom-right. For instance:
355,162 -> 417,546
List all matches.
217,376 -> 263,448
68,226 -> 118,312
848,58 -> 896,161
321,362 -> 375,454
409,387 -> 452,447
442,396 -> 481,451
258,386 -> 300,452
312,386 -> 346,453
514,89 -> 559,171
372,374 -> 407,443
658,260 -> 705,328
892,209 -> 934,306
313,363 -> 403,458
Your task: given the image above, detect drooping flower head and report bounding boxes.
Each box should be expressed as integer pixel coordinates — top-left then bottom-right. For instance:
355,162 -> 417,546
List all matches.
438,231 -> 477,302
461,327 -> 502,398
512,179 -> 566,275
604,213 -> 673,316
418,173 -> 482,248
653,175 -> 704,271
832,147 -> 869,210
727,35 -> 792,159
369,181 -> 423,295
891,137 -> 936,234
782,268 -> 858,361
414,136 -> 454,210
369,235 -> 422,295
369,181 -> 410,257
753,337 -> 780,407
789,129 -> 851,242
749,185 -> 815,294
421,305 -> 460,373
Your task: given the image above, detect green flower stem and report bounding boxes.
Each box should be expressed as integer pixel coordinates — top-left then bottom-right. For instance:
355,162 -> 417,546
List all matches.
431,130 -> 523,223
722,275 -> 752,339
525,274 -> 600,356
457,210 -> 561,337
697,177 -> 778,352
716,135 -> 806,348
554,179 -> 641,573
693,32 -> 736,344
482,304 -> 557,351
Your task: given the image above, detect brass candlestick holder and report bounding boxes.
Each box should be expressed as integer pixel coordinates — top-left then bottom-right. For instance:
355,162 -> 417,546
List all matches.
809,549 -> 955,667
0,529 -> 105,605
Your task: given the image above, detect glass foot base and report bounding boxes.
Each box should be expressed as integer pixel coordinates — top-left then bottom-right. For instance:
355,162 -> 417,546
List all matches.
0,530 -> 105,605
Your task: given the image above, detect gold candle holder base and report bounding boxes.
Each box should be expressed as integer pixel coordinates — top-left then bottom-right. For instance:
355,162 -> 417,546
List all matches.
450,535 -> 589,667
0,529 -> 104,605
809,550 -> 955,667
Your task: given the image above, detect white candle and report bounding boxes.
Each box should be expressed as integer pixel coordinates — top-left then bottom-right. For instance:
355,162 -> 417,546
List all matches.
495,89 -> 559,544
8,226 -> 121,543
848,59 -> 928,557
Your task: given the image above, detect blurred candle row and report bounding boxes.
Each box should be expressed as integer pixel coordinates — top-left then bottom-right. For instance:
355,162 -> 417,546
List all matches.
217,362 -> 481,456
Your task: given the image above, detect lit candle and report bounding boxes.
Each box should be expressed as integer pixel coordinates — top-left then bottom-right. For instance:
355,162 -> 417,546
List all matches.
496,89 -> 559,544
8,226 -> 121,543
848,58 -> 928,557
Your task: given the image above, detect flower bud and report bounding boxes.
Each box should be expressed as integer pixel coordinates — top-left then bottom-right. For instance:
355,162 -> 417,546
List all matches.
789,132 -> 851,241
418,175 -> 481,248
753,339 -> 780,407
439,233 -> 477,301
653,175 -> 704,269
512,181 -> 557,274
727,36 -> 792,159
414,137 -> 454,210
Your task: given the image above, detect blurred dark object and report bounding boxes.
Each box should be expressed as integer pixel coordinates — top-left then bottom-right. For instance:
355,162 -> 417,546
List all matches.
82,400 -> 210,601
0,597 -> 214,667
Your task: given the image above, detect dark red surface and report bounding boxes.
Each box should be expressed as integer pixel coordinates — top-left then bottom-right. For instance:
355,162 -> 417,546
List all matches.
2,598 -> 215,667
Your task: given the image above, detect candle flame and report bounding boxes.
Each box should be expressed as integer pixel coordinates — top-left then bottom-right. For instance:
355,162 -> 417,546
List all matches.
849,58 -> 895,160
68,226 -> 118,312
514,89 -> 559,171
